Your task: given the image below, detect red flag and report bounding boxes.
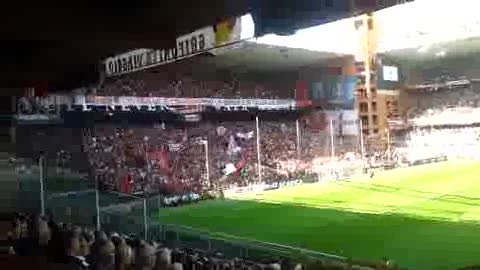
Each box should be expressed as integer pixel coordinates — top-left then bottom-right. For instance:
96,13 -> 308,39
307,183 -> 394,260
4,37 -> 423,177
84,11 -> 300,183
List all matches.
149,148 -> 171,175
158,149 -> 170,174
232,152 -> 248,176
122,175 -> 133,193
295,80 -> 307,100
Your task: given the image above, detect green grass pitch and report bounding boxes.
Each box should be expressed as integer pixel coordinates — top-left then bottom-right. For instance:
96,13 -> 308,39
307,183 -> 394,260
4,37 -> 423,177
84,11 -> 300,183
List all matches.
157,160 -> 480,270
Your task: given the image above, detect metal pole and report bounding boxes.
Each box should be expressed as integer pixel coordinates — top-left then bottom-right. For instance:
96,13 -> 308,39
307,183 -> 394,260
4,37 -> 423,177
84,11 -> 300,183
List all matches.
256,116 -> 262,183
329,119 -> 335,159
158,195 -> 161,237
296,120 -> 301,159
39,155 -> 45,216
95,176 -> 101,231
144,137 -> 150,181
359,119 -> 366,173
387,128 -> 391,159
143,137 -> 149,240
143,198 -> 148,240
204,140 -> 210,184
360,119 -> 365,159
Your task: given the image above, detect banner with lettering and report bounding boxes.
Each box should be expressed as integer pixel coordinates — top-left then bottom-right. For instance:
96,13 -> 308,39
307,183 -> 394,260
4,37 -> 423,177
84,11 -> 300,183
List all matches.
310,74 -> 356,110
324,110 -> 359,136
104,14 -> 255,77
15,94 -> 311,125
78,96 -> 299,111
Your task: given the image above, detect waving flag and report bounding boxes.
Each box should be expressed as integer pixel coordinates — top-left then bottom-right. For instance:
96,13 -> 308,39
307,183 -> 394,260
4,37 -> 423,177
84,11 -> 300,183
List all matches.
149,148 -> 171,175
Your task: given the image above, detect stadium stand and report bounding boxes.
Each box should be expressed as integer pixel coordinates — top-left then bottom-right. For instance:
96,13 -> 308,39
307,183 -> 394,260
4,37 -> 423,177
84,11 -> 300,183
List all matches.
58,71 -> 362,196
406,80 -> 480,126
97,70 -> 295,99
397,80 -> 480,164
83,120 -> 364,197
6,70 -> 396,270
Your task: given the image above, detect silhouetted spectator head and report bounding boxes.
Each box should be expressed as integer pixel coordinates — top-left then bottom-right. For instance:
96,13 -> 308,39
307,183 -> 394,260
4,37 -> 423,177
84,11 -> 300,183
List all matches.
111,233 -> 123,247
79,233 -> 92,257
64,230 -> 81,257
116,239 -> 133,270
95,231 -> 108,241
135,241 -> 157,270
154,248 -> 172,270
37,219 -> 51,246
93,239 -> 116,270
10,218 -> 22,240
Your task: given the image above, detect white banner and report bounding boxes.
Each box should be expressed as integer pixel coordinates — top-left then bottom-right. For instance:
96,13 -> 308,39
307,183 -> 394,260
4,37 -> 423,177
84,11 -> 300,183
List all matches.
16,94 -> 305,117
325,110 -> 359,136
81,96 -> 297,110
104,27 -> 214,76
104,14 -> 255,77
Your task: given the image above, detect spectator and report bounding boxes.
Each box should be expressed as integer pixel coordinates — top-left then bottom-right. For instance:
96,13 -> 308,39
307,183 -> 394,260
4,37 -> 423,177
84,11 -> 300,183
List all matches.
3,213 -> 312,270
80,233 -> 92,258
89,231 -> 109,267
64,230 -> 91,270
115,239 -> 133,270
92,239 -> 115,270
135,241 -> 157,270
154,248 -> 172,270
11,215 -> 49,256
168,263 -> 183,270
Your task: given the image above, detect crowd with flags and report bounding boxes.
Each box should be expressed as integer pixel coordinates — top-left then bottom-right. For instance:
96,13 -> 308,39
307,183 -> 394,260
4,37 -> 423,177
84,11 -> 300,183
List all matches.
82,71 -> 300,195
12,71 -> 366,197
83,120 -> 364,197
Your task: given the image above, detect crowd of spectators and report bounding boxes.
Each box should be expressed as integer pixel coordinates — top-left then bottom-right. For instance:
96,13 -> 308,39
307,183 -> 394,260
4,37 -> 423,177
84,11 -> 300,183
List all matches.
97,72 -> 294,99
84,125 -> 198,195
12,70 -> 365,196
83,120 -> 362,196
3,211 -> 407,270
15,126 -> 90,174
3,212 -> 302,270
400,126 -> 480,161
401,82 -> 480,162
406,83 -> 480,126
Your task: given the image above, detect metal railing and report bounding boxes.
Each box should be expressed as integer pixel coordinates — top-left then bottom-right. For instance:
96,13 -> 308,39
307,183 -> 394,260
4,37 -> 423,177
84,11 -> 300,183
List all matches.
149,223 -> 347,263
11,158 -> 391,269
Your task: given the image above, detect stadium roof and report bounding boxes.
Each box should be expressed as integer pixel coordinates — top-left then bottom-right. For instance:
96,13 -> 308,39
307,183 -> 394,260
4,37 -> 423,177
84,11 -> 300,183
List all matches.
139,42 -> 348,83
1,0 -> 412,91
204,42 -> 347,73
384,37 -> 480,65
254,0 -> 480,55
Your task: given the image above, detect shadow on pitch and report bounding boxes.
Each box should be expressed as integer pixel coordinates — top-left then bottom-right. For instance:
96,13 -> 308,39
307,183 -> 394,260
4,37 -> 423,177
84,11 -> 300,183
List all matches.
252,195 -> 480,224
333,180 -> 480,209
163,198 -> 480,270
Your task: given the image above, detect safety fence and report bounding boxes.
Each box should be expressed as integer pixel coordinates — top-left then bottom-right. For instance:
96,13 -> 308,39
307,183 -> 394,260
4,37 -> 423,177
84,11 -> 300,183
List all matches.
9,157 -> 398,270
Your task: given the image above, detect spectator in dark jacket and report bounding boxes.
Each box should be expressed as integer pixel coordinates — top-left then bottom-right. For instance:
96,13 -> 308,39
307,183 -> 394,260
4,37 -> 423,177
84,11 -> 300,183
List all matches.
92,239 -> 115,270
64,230 -> 91,270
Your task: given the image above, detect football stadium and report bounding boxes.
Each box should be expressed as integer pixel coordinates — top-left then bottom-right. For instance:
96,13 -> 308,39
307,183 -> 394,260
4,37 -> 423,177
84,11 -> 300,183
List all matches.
160,160 -> 480,270
4,1 -> 480,270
